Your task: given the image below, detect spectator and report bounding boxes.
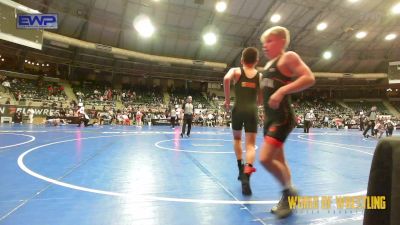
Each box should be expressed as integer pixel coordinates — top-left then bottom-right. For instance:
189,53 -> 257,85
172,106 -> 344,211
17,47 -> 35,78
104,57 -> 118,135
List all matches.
170,107 -> 177,128
207,112 -> 214,127
385,119 -> 395,137
136,110 -> 143,127
323,115 -> 329,128
16,91 -> 22,101
27,107 -> 35,124
48,85 -> 53,96
2,80 -> 11,88
13,110 -> 23,123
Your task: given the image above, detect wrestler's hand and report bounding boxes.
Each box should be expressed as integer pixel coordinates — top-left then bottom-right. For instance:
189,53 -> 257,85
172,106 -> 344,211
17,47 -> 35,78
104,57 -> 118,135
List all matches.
268,90 -> 285,109
224,100 -> 230,112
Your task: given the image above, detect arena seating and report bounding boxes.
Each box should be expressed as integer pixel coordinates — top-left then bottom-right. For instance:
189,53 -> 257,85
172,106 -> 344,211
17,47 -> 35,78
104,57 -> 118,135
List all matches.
292,98 -> 350,117
344,101 -> 390,115
389,100 -> 400,113
72,82 -> 116,108
121,85 -> 163,106
6,76 -> 67,104
168,87 -> 211,108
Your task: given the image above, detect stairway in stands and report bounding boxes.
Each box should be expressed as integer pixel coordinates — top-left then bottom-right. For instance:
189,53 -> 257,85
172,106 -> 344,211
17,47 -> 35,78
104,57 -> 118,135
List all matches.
163,92 -> 170,106
59,80 -> 77,102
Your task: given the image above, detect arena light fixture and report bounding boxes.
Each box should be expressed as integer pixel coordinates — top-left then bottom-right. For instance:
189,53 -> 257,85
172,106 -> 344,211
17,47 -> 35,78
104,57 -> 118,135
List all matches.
385,33 -> 397,41
316,22 -> 328,31
215,1 -> 227,13
203,32 -> 217,45
323,51 -> 332,60
355,31 -> 367,39
270,14 -> 281,23
392,2 -> 400,14
133,15 -> 155,38
348,0 -> 360,3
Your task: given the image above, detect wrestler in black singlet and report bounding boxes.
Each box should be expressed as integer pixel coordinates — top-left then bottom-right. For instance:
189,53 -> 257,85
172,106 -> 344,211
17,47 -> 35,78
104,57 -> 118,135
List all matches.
261,57 -> 296,143
231,67 -> 260,133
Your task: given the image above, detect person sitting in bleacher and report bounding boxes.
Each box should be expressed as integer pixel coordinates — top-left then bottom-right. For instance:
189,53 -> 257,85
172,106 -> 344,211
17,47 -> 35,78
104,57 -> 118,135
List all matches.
2,79 -> 11,88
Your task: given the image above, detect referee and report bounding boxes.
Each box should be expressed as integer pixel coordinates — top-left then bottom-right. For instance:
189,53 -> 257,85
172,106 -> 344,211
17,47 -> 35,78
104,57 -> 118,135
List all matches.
181,96 -> 194,138
303,109 -> 315,133
363,106 -> 377,138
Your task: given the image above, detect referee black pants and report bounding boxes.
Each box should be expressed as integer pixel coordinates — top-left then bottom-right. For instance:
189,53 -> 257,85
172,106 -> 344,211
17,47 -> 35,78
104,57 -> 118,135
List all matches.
182,114 -> 193,135
171,116 -> 176,128
363,121 -> 375,136
304,120 -> 311,133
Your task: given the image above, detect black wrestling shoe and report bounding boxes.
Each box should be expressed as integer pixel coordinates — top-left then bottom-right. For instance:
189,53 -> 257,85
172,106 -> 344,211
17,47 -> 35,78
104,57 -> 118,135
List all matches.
241,165 -> 256,195
237,164 -> 243,180
241,173 -> 252,195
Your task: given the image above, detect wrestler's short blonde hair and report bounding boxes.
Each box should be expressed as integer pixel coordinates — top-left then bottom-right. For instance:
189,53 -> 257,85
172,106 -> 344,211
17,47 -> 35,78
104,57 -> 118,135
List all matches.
260,26 -> 290,49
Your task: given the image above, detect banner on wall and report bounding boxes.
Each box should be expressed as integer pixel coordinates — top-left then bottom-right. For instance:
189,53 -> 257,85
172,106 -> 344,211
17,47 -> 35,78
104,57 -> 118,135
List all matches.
0,105 -> 60,117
